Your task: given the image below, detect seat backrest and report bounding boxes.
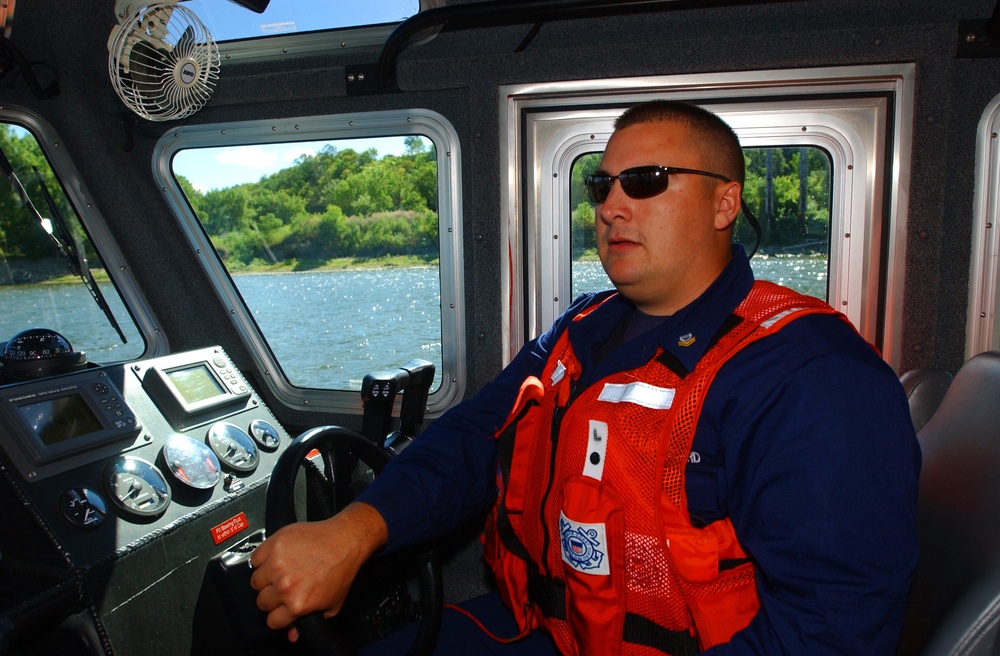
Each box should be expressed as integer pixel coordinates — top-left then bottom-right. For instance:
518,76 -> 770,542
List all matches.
897,351 -> 1000,655
900,367 -> 953,433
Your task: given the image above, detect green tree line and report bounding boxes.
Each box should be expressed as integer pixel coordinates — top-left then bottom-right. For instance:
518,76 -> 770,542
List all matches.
179,136 -> 439,270
4,122 -> 831,277
1,125 -> 98,287
0,124 -> 81,260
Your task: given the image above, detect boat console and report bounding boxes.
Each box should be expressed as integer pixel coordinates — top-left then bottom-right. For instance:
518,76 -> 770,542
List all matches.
0,344 -> 293,654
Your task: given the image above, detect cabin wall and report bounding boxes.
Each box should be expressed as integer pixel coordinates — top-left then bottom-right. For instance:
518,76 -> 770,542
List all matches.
4,0 -> 998,430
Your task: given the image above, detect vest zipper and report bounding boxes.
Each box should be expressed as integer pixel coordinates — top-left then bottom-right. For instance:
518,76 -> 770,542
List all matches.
538,378 -> 582,576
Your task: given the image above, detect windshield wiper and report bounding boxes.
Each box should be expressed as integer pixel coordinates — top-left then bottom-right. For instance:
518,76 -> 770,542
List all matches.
0,145 -> 128,343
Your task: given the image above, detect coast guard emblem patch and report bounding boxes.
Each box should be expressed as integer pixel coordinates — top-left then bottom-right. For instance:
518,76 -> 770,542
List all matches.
559,513 -> 610,575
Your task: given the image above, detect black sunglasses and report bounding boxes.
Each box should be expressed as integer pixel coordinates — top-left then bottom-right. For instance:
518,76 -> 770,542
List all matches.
584,164 -> 763,258
583,165 -> 731,204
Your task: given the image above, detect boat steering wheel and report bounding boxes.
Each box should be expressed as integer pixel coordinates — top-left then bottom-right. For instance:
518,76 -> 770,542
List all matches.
264,425 -> 442,655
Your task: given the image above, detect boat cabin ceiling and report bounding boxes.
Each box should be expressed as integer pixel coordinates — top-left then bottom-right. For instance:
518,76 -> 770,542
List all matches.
2,0 -> 1000,654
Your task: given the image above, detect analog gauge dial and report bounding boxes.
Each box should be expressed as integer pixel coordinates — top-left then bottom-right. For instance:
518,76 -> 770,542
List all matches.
207,422 -> 259,472
249,418 -> 280,451
162,434 -> 222,490
59,486 -> 109,529
103,456 -> 171,518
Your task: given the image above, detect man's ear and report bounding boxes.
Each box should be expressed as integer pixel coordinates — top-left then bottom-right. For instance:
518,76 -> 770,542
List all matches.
714,181 -> 742,231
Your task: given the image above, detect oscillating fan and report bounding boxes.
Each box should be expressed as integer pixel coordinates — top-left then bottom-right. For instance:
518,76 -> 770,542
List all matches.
107,1 -> 220,122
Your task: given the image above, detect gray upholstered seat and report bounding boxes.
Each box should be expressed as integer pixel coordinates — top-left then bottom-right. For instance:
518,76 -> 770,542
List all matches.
900,366 -> 954,433
897,351 -> 1000,655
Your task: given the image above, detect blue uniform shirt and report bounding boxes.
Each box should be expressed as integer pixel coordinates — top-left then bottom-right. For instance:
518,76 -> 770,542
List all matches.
358,246 -> 920,655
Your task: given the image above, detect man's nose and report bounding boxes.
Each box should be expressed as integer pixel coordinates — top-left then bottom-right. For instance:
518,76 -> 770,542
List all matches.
598,180 -> 630,222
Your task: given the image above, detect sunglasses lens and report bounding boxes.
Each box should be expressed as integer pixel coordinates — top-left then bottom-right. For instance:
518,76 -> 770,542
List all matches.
584,175 -> 612,203
619,167 -> 669,199
585,167 -> 671,203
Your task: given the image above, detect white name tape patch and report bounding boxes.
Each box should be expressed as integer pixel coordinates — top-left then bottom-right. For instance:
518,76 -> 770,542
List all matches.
598,381 -> 675,410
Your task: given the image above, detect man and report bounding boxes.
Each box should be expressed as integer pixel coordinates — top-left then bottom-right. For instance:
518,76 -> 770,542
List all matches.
251,100 -> 920,654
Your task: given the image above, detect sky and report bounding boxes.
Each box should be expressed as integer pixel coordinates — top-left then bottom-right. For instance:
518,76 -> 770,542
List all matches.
182,0 -> 419,41
159,1 -> 424,192
172,137 -> 415,192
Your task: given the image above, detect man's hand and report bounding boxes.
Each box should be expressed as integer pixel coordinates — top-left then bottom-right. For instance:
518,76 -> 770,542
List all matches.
249,502 -> 389,641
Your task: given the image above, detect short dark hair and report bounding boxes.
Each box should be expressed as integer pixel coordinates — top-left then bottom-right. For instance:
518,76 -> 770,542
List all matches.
615,100 -> 745,186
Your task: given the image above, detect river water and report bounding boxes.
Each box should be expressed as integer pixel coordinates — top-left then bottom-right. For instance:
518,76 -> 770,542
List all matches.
0,255 -> 827,390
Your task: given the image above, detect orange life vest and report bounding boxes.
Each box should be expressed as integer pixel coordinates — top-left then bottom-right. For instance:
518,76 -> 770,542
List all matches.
482,281 -> 841,655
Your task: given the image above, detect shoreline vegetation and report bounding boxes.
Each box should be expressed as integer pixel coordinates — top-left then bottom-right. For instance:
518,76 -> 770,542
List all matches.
3,247 -> 826,287
0,254 -> 442,286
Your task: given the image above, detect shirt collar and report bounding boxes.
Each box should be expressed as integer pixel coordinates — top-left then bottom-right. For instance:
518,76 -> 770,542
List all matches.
659,245 -> 755,373
570,245 -> 755,379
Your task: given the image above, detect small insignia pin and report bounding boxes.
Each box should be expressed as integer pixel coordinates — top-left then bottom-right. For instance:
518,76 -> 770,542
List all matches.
678,333 -> 696,347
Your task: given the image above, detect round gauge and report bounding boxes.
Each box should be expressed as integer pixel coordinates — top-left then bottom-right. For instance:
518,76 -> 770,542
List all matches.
103,456 -> 171,518
207,422 -> 259,472
162,434 -> 222,490
59,486 -> 109,530
249,419 -> 280,451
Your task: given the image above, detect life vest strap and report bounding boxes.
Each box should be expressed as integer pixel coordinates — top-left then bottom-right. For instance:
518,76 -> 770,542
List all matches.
527,570 -> 700,654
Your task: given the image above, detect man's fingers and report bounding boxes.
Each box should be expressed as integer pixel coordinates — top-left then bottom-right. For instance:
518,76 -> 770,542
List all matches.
248,535 -> 271,571
264,604 -> 298,631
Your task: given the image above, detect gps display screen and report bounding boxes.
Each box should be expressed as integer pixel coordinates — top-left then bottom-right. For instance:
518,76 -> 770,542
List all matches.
166,364 -> 226,405
18,393 -> 104,446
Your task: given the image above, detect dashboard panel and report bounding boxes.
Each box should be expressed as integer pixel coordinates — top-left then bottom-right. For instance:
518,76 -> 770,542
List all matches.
0,346 -> 292,622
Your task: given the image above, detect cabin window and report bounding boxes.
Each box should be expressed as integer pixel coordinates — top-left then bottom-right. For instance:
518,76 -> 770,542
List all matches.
178,0 -> 425,62
503,65 -> 913,370
157,110 -> 463,415
569,147 -> 833,301
966,92 -> 1000,359
0,114 -> 147,365
183,0 -> 419,41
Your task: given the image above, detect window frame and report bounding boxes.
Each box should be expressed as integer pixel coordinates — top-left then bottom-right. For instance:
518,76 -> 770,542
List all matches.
188,1 -> 431,64
0,104 -> 163,361
966,92 -> 1000,359
501,64 -> 914,371
153,108 -> 465,415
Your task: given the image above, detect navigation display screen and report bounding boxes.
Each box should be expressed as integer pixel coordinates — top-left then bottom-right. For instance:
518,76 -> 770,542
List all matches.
166,364 -> 226,405
17,393 -> 104,446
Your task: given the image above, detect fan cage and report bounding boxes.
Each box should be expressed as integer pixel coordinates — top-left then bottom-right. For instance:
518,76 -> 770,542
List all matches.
108,3 -> 220,122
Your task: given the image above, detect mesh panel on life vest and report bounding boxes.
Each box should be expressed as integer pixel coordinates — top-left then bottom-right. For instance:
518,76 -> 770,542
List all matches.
663,281 -> 834,510
488,281 -> 840,654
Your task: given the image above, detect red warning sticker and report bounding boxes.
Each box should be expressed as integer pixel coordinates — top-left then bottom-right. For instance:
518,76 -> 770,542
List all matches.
211,511 -> 249,545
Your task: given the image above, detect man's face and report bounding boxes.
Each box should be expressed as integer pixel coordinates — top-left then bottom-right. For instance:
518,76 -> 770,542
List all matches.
594,119 -> 736,316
